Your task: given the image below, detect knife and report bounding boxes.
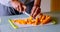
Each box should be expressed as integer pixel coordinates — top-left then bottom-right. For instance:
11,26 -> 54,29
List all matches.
23,11 -> 35,20
23,11 -> 31,17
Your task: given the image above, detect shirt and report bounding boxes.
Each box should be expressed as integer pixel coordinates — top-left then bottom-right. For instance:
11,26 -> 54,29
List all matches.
0,0 -> 33,7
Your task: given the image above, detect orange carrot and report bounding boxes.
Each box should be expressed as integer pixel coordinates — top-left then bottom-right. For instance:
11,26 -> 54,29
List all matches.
40,15 -> 46,23
34,18 -> 39,25
41,16 -> 51,24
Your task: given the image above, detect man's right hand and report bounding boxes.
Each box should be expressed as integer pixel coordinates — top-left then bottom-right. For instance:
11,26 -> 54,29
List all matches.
10,0 -> 26,12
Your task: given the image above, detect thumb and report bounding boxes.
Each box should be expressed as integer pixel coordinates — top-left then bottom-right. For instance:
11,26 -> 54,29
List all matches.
22,5 -> 27,11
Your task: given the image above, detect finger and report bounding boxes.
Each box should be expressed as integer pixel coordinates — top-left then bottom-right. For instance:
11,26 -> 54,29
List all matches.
30,6 -> 37,16
14,6 -> 18,11
17,6 -> 20,11
22,5 -> 27,11
33,7 -> 40,18
15,6 -> 19,11
33,7 -> 38,18
16,8 -> 19,11
30,7 -> 36,16
19,4 -> 23,12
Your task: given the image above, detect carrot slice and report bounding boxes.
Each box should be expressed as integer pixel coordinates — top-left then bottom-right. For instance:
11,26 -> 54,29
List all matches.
39,14 -> 43,20
41,16 -> 51,24
40,15 -> 46,22
34,18 -> 39,25
15,19 -> 27,24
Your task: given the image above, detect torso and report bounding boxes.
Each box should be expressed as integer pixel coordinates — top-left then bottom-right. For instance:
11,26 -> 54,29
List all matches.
20,0 -> 34,4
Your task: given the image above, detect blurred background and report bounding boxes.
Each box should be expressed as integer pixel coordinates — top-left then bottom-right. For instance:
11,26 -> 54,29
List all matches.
41,0 -> 60,12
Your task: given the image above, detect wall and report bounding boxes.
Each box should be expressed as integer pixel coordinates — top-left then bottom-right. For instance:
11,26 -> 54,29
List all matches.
41,0 -> 51,12
51,0 -> 60,11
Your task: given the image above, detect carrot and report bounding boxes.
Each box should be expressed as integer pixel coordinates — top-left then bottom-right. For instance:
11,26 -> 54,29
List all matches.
15,19 -> 27,24
27,20 -> 32,24
27,21 -> 32,24
41,16 -> 51,24
39,14 -> 43,20
39,15 -> 43,24
31,20 -> 35,23
30,20 -> 35,25
34,18 -> 39,25
28,16 -> 32,20
20,20 -> 27,24
41,15 -> 46,20
40,15 -> 46,23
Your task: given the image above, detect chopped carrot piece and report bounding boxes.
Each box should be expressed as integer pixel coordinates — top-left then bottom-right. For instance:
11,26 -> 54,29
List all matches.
40,15 -> 46,23
41,15 -> 46,20
12,14 -> 52,25
34,18 -> 39,25
14,19 -> 27,24
41,16 -> 51,24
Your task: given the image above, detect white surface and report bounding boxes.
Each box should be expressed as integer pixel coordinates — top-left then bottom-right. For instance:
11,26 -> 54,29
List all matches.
41,0 -> 51,12
0,18 -> 1,23
13,18 -> 53,28
0,12 -> 60,32
15,22 -> 53,28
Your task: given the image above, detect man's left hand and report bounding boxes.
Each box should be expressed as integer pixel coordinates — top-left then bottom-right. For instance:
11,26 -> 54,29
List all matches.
30,5 -> 41,18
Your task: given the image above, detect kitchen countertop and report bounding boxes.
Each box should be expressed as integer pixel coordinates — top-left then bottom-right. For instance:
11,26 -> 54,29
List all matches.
0,12 -> 60,32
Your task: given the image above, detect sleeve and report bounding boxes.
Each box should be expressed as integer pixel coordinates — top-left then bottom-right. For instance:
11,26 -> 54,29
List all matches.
0,0 -> 12,7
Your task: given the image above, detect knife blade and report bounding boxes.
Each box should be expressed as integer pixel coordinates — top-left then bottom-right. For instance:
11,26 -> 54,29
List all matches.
23,11 -> 31,17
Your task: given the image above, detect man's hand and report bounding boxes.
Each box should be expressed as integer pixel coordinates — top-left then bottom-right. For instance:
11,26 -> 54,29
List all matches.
31,0 -> 41,18
31,5 -> 41,18
10,0 -> 26,12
